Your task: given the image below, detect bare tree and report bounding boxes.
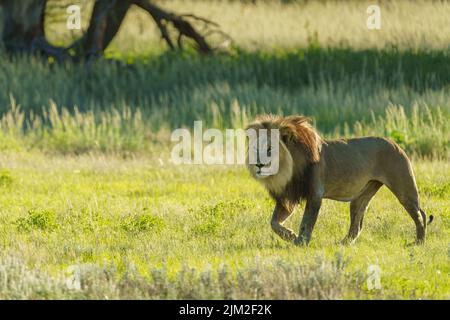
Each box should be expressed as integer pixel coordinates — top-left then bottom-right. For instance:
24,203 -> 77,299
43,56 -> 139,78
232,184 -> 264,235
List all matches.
0,0 -> 230,61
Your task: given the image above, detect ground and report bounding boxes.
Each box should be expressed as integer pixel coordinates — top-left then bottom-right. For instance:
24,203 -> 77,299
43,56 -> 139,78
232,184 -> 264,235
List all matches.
0,152 -> 448,298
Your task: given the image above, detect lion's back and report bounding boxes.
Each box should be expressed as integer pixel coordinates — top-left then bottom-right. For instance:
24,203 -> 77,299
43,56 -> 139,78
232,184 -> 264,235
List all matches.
327,136 -> 408,161
322,136 -> 414,190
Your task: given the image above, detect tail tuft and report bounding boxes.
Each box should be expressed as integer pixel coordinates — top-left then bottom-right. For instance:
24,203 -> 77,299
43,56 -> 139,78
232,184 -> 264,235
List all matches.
419,208 -> 433,226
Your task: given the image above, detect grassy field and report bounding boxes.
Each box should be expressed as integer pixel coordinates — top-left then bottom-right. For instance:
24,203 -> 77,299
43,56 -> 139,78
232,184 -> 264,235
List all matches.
0,0 -> 449,299
0,153 -> 448,299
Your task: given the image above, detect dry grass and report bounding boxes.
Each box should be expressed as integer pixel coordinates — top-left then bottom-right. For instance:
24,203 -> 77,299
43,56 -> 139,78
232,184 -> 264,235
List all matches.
44,0 -> 450,52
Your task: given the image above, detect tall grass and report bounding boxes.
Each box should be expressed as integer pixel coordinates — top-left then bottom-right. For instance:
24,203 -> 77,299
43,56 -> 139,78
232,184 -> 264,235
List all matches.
1,96 -> 448,158
1,0 -> 449,158
2,48 -> 449,127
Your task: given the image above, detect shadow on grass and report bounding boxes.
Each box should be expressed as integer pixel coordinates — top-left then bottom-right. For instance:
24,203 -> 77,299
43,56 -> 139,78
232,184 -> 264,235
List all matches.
0,46 -> 449,131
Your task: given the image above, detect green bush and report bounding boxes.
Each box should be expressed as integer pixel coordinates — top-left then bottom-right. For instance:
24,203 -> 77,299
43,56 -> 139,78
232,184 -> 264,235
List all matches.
121,214 -> 165,233
16,209 -> 58,232
0,169 -> 13,187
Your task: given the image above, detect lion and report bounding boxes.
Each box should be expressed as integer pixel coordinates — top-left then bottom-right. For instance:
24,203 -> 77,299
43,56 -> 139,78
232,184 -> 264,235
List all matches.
246,115 -> 433,246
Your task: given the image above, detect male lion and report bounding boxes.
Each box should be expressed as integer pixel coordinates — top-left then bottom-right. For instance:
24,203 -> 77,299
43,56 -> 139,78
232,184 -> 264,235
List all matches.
246,115 -> 433,246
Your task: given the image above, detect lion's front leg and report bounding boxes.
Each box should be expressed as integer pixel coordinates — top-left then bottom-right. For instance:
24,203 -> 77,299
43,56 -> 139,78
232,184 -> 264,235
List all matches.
271,201 -> 297,243
295,195 -> 322,246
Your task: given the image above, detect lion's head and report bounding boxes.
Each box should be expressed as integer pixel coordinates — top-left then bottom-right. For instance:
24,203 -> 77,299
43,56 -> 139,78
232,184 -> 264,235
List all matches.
246,115 -> 323,202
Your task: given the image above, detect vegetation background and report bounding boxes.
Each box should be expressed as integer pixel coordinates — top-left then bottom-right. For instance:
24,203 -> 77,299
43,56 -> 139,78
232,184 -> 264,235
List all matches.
0,0 -> 448,299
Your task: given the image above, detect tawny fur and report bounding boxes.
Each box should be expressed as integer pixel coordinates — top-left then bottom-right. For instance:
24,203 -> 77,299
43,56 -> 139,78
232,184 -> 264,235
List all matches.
246,114 -> 432,245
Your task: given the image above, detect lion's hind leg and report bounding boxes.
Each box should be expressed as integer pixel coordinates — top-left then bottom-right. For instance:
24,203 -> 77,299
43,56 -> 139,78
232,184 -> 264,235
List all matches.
342,180 -> 382,245
383,176 -> 426,244
381,152 -> 427,244
384,183 -> 426,244
400,199 -> 426,245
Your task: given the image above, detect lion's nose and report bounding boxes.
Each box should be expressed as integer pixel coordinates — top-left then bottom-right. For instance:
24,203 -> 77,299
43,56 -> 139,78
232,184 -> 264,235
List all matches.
256,163 -> 264,169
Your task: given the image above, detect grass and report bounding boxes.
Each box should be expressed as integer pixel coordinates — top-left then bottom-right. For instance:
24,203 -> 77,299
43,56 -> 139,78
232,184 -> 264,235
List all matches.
0,153 -> 448,299
1,2 -> 449,157
0,98 -> 448,158
45,0 -> 450,52
1,48 -> 449,157
0,0 -> 449,299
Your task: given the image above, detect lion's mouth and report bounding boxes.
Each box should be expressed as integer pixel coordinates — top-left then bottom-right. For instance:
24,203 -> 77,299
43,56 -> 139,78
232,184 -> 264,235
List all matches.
256,166 -> 274,178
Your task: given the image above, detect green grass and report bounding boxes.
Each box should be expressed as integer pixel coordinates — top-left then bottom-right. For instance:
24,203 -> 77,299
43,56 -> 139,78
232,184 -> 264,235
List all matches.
0,153 -> 448,299
0,0 -> 449,299
1,49 -> 449,157
1,2 -> 449,157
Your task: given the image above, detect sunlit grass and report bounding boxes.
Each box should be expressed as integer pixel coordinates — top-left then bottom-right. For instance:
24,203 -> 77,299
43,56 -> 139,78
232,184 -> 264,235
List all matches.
0,153 -> 448,298
0,97 -> 448,158
45,0 -> 450,53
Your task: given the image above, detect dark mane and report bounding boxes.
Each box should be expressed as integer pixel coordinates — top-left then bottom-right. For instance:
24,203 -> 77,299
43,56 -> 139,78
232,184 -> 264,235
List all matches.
269,163 -> 313,211
248,114 -> 322,211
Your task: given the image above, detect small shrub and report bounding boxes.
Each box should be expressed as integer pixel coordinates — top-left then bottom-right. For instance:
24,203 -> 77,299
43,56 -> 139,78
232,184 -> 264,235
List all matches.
16,208 -> 58,232
421,182 -> 450,198
121,214 -> 165,233
189,200 -> 248,236
192,220 -> 221,236
0,169 -> 13,187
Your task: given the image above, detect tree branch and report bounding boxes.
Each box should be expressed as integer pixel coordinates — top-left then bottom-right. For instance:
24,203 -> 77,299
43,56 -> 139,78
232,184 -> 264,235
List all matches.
134,0 -> 230,54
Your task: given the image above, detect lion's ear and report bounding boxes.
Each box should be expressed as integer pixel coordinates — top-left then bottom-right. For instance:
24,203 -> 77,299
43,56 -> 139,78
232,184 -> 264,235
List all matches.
279,125 -> 296,145
279,116 -> 310,145
279,115 -> 321,162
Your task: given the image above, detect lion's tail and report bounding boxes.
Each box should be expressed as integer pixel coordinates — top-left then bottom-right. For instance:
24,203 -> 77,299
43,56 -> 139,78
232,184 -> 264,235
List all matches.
420,208 -> 434,226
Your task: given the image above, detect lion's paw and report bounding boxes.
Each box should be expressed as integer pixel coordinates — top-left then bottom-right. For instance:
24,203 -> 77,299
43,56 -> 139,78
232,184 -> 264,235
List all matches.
294,236 -> 309,246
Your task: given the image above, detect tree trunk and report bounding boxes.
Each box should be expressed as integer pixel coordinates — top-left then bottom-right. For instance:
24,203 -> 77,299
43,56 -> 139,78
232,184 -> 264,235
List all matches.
1,0 -> 46,52
71,0 -> 132,60
0,0 -> 68,59
0,0 -> 228,60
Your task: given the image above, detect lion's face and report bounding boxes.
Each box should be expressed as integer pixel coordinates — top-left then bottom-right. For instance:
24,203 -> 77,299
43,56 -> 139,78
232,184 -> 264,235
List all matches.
246,127 -> 294,194
245,115 -> 321,195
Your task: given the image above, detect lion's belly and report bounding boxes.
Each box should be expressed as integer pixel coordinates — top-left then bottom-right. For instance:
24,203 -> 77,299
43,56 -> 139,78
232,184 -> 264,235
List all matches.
320,141 -> 382,202
324,194 -> 360,202
323,179 -> 373,202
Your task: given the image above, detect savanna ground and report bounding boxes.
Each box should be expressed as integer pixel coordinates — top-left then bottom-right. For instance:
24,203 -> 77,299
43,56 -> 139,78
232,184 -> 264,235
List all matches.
0,0 -> 449,299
